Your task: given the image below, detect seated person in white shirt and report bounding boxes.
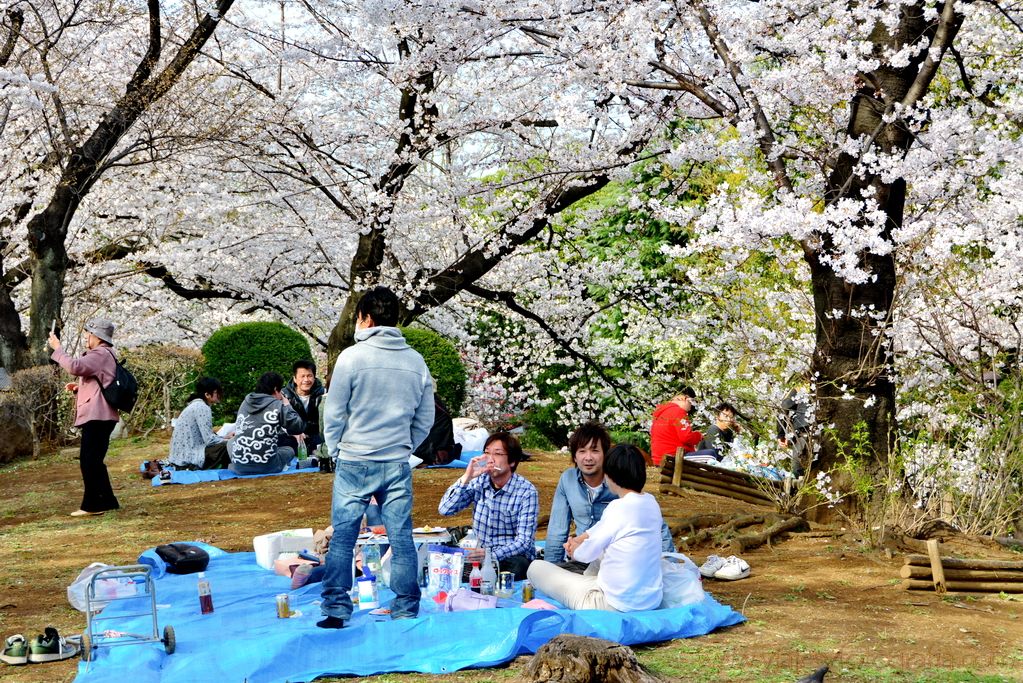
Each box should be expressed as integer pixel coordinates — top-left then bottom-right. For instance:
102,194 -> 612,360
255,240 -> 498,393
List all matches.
526,443 -> 664,612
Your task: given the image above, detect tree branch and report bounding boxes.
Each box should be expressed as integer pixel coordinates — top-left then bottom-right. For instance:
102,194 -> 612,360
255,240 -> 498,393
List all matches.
902,0 -> 965,107
690,0 -> 793,193
0,7 -> 24,68
126,0 -> 162,93
142,264 -> 248,301
463,283 -> 638,407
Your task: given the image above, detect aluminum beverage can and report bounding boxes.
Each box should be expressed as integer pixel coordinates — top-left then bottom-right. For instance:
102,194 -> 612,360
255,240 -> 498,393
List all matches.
275,593 -> 291,618
521,580 -> 534,602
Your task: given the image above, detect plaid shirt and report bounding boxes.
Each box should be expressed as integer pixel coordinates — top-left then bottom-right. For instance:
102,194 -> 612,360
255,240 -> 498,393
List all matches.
438,472 -> 538,561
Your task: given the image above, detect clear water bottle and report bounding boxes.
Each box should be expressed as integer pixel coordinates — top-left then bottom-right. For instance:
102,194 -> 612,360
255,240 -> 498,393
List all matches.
362,543 -> 382,579
417,543 -> 430,587
459,529 -> 478,550
197,572 -> 214,615
481,547 -> 497,596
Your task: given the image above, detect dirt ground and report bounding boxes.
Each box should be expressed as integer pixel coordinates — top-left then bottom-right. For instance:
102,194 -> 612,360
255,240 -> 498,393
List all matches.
1,433 -> 1022,683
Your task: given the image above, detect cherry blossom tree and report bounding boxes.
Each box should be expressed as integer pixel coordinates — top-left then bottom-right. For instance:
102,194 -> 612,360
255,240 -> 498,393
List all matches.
6,1 -> 1022,523
0,0 -> 236,369
608,0 -> 1023,481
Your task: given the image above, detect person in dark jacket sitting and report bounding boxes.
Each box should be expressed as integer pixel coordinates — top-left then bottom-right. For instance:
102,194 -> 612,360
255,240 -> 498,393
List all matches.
696,402 -> 741,456
412,395 -> 461,466
229,372 -> 305,475
280,359 -> 326,454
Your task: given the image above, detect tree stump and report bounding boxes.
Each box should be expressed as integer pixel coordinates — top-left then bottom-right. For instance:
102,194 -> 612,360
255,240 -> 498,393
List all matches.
520,635 -> 661,683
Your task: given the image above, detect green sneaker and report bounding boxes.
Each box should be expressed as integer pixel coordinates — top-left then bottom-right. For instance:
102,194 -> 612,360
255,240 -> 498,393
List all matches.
27,627 -> 79,663
1,634 -> 29,665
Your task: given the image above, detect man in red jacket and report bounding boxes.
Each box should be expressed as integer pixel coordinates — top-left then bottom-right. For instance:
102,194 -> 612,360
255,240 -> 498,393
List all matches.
649,387 -> 702,466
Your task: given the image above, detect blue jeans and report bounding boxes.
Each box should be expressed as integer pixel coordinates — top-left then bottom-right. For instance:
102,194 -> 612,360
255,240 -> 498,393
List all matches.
321,460 -> 421,620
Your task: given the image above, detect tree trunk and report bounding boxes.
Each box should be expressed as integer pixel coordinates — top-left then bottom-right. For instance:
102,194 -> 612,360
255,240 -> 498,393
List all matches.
808,3 -> 964,493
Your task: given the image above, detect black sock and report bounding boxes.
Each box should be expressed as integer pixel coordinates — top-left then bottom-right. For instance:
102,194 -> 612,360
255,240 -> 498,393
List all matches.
316,616 -> 345,629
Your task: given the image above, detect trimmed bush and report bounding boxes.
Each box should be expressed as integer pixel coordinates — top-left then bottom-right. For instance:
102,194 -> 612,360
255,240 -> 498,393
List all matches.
202,322 -> 312,416
610,430 -> 651,454
401,327 -> 467,416
119,346 -> 204,434
10,365 -> 68,444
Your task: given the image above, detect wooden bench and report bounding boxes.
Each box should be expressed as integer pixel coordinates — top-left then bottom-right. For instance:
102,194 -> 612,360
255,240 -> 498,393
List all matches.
659,450 -> 787,507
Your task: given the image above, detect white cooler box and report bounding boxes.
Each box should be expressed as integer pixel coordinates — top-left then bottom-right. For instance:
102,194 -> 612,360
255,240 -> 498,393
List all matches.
253,528 -> 315,570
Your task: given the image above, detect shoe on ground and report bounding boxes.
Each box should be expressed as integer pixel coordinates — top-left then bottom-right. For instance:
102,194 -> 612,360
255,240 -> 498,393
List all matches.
713,556 -> 751,581
699,554 -> 726,578
316,616 -> 346,629
1,634 -> 29,665
28,627 -> 79,663
69,509 -> 104,517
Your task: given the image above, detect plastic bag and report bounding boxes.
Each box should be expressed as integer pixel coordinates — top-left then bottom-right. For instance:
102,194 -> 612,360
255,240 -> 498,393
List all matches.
67,563 -> 136,613
659,552 -> 707,608
426,544 -> 464,598
444,588 -> 497,611
453,425 -> 489,453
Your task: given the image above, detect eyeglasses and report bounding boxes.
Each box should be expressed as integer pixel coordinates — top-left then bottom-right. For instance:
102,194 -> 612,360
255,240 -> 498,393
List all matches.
483,450 -> 507,458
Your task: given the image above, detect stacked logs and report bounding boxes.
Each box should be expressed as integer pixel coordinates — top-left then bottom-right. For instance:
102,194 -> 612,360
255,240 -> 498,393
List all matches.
659,453 -> 785,506
902,553 -> 1023,593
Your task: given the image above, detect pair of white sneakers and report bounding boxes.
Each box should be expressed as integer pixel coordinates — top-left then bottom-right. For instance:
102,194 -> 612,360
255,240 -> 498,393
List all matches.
699,554 -> 750,580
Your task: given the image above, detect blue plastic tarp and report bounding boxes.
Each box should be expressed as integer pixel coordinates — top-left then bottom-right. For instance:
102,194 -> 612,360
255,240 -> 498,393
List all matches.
74,546 -> 744,683
149,461 -> 318,487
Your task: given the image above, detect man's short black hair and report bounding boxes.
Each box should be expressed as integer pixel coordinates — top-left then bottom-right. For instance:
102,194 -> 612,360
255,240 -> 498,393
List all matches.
255,371 -> 285,395
189,376 -> 223,403
293,359 -> 317,376
679,386 -> 697,399
603,443 -> 647,492
715,401 -> 735,414
568,422 -> 611,464
356,286 -> 400,327
484,432 -> 524,472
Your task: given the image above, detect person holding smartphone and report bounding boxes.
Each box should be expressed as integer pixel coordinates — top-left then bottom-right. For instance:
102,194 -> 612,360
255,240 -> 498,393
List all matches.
48,319 -> 121,517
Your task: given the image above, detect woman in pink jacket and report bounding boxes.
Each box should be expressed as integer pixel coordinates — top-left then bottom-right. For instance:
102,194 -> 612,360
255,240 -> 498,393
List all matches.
48,319 -> 121,517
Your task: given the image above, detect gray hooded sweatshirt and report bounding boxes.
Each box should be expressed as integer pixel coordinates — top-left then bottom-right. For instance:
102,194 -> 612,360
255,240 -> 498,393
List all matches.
229,392 -> 305,474
324,326 -> 435,463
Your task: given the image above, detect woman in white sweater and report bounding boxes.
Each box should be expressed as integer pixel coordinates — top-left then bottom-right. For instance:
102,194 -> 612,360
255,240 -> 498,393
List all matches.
527,443 -> 664,612
168,377 -> 232,470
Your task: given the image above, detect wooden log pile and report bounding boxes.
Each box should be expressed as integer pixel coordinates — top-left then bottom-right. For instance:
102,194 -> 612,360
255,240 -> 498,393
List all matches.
659,452 -> 786,507
901,539 -> 1023,594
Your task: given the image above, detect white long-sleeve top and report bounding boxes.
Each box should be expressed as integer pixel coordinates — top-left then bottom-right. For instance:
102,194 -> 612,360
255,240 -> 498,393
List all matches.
572,491 -> 664,611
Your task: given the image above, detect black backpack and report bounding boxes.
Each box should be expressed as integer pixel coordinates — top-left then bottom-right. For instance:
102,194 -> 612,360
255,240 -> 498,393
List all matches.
101,348 -> 139,413
155,543 -> 210,574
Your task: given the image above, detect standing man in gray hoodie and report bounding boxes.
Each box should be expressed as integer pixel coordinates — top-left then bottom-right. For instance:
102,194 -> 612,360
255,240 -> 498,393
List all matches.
318,286 -> 435,628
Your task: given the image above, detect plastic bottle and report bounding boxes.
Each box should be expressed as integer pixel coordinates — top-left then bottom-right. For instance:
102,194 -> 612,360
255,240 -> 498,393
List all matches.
459,528 -> 478,549
297,440 -> 307,459
469,562 -> 483,593
197,572 -> 214,615
362,543 -> 382,579
416,543 -> 430,587
481,547 -> 497,596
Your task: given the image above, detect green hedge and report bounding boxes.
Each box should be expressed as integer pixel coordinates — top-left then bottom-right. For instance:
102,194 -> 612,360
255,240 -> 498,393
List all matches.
401,327 -> 466,416
202,322 -> 312,415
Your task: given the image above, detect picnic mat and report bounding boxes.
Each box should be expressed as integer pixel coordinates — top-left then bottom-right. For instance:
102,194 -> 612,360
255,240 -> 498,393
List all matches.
147,461 -> 319,487
74,545 -> 744,683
